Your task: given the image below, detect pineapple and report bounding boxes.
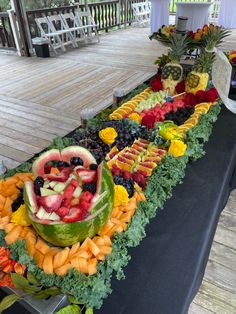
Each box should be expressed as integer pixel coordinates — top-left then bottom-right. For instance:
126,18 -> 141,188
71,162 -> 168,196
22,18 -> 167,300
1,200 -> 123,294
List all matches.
161,34 -> 189,95
186,26 -> 230,94
185,51 -> 215,94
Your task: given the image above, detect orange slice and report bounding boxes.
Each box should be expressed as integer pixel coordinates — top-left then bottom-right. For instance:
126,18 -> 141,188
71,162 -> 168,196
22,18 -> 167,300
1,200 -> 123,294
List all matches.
184,117 -> 198,126
109,112 -> 123,120
139,91 -> 150,98
116,108 -> 130,116
133,96 -> 145,102
190,112 -> 201,120
144,87 -> 152,93
121,105 -> 134,112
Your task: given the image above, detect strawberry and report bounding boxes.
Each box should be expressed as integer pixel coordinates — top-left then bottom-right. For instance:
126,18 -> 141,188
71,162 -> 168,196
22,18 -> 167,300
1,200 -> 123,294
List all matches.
80,191 -> 93,203
123,171 -> 132,179
38,194 -> 63,212
56,206 -> 70,217
76,169 -> 97,183
79,200 -> 91,211
44,163 -> 53,174
62,207 -> 83,223
44,168 -> 71,182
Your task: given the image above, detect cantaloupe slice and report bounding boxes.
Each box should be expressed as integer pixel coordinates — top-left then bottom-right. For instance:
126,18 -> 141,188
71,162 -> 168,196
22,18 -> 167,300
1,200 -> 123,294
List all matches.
53,247 -> 70,269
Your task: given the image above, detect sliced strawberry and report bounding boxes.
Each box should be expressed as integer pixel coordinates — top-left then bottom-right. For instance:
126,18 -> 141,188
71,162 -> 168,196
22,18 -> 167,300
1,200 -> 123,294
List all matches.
62,207 -> 83,223
79,200 -> 91,211
56,206 -> 70,217
123,171 -> 132,179
80,191 -> 94,203
76,169 -> 97,183
38,194 -> 63,213
44,168 -> 71,182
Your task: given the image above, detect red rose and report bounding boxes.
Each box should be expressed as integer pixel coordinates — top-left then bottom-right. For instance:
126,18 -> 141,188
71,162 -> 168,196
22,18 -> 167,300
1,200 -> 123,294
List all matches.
151,75 -> 163,92
141,114 -> 156,129
206,87 -> 219,102
183,93 -> 196,107
231,57 -> 236,64
195,90 -> 207,104
175,80 -> 186,94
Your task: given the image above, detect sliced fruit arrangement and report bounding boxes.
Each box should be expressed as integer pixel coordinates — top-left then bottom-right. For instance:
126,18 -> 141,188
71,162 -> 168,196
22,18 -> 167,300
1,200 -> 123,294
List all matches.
109,87 -> 152,120
107,139 -> 166,178
134,90 -> 167,113
177,101 -> 218,134
0,184 -> 144,276
24,146 -> 114,247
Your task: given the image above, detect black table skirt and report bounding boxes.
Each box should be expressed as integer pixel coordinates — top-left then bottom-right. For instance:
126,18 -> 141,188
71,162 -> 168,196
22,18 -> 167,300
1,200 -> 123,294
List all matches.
97,105 -> 236,314
1,106 -> 236,314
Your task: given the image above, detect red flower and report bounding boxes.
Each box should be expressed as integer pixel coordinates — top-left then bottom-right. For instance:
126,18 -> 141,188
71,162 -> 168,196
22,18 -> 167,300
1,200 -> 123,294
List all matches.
151,75 -> 163,92
231,57 -> 236,64
175,80 -> 186,94
141,114 -> 156,129
195,90 -> 207,104
183,93 -> 196,107
206,87 -> 219,102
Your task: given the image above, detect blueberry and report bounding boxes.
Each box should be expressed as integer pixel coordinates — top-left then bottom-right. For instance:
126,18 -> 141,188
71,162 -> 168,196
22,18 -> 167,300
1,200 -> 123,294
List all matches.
70,157 -> 84,166
55,161 -> 65,168
89,164 -> 98,171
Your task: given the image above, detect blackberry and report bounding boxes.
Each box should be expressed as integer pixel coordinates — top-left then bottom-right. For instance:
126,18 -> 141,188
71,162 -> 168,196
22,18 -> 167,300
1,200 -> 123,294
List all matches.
34,176 -> 44,195
83,183 -> 96,194
70,157 -> 84,166
89,164 -> 98,171
11,189 -> 24,212
113,176 -> 134,198
55,160 -> 65,168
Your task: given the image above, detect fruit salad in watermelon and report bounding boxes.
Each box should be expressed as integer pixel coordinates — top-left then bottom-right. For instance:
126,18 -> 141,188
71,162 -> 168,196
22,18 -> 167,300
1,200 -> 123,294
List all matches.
24,146 -> 114,246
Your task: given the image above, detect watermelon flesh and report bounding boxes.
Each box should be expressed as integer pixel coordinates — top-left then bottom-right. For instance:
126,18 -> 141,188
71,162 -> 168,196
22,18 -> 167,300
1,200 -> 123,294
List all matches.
25,154 -> 114,246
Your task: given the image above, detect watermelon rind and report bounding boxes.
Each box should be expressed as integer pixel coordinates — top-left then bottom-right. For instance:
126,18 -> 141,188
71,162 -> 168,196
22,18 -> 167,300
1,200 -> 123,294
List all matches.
61,146 -> 96,168
32,149 -> 61,177
24,181 -> 38,214
25,161 -> 114,247
32,146 -> 97,177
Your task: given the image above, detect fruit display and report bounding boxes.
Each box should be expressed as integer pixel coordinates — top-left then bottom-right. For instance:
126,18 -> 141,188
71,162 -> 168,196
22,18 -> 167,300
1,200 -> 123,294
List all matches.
24,146 -> 114,246
0,22 -> 227,314
227,50 -> 236,64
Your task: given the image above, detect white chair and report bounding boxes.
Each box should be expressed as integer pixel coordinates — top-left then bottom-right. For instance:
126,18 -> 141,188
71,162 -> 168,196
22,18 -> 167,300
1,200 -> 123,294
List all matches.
35,16 -> 65,53
208,0 -> 221,24
75,10 -> 100,43
47,14 -> 78,48
60,12 -> 86,44
132,1 -> 151,27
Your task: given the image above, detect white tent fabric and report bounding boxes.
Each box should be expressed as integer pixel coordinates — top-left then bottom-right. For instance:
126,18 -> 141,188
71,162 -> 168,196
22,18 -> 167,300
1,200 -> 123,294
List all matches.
150,0 -> 170,33
218,0 -> 236,28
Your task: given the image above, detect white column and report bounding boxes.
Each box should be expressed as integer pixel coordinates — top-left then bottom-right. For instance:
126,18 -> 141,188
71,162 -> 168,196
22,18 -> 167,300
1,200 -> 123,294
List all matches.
7,9 -> 23,56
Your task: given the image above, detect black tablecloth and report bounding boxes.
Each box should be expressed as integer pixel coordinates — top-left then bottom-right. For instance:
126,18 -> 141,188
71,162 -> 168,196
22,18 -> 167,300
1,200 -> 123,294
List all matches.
1,106 -> 236,314
97,106 -> 236,314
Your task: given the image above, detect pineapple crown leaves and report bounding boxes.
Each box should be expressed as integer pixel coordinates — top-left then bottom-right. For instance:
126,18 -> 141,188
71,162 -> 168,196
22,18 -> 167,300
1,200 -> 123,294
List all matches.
201,26 -> 231,52
192,51 -> 215,74
168,33 -> 191,62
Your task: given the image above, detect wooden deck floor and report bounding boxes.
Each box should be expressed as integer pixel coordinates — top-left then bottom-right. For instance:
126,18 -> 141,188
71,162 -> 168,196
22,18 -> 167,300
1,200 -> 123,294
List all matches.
0,25 -> 236,314
0,27 -> 167,168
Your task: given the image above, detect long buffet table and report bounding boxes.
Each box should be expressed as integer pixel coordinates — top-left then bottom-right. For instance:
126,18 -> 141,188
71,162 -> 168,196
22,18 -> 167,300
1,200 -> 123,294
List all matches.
1,105 -> 236,314
97,105 -> 236,314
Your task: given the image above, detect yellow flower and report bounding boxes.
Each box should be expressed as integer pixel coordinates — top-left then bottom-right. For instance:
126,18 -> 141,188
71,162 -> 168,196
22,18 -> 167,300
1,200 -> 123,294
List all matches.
114,185 -> 129,207
168,140 -> 187,157
128,112 -> 142,124
99,127 -> 118,145
11,204 -> 31,226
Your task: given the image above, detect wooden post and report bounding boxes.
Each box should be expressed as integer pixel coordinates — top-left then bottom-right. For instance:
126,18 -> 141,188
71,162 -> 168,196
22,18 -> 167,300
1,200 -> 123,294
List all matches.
117,0 -> 121,28
124,0 -> 128,28
12,0 -> 30,57
7,9 -> 23,56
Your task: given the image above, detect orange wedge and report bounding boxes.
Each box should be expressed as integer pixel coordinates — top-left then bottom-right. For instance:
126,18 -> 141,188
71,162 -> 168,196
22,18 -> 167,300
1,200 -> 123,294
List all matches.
109,112 -> 123,120
139,91 -> 150,98
184,117 -> 198,126
191,112 -> 201,120
116,108 -> 130,116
